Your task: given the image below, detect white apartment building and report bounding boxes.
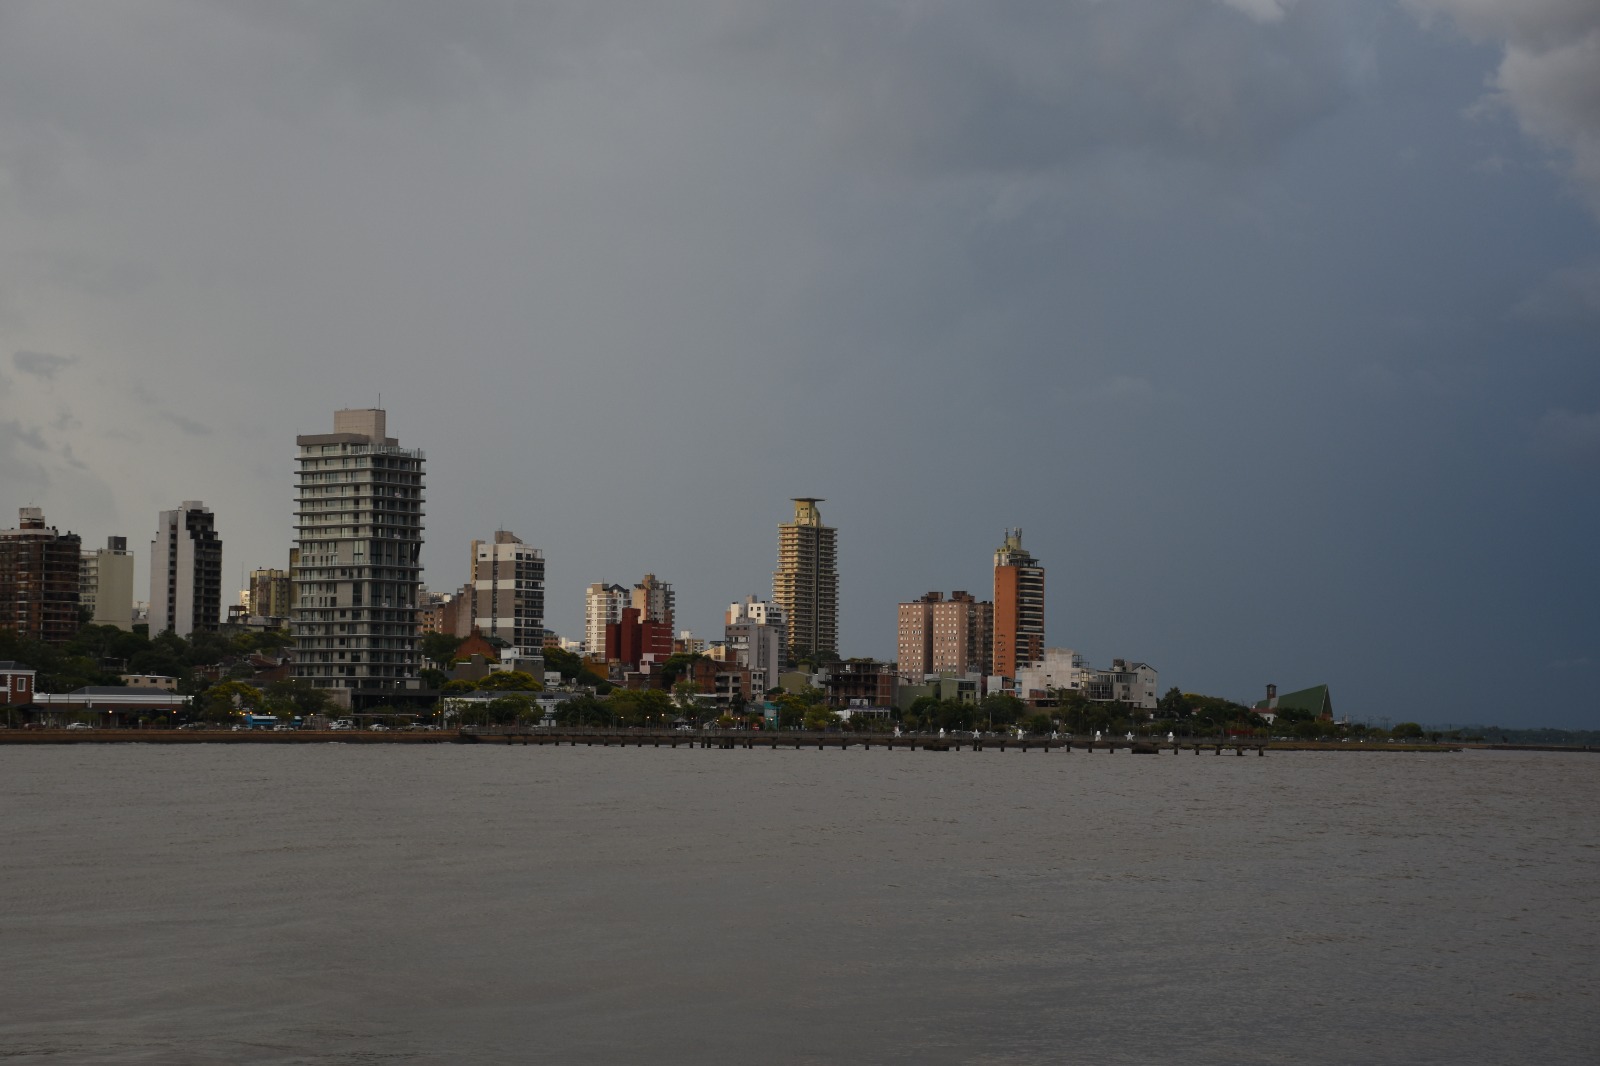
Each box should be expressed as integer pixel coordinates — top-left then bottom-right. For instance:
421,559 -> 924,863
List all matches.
150,503 -> 222,637
584,583 -> 629,657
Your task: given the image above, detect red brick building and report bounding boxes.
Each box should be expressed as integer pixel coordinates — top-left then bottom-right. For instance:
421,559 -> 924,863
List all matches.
605,607 -> 672,668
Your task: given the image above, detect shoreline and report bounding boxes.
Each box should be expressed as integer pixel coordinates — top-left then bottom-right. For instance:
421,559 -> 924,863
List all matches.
2,729 -> 1589,753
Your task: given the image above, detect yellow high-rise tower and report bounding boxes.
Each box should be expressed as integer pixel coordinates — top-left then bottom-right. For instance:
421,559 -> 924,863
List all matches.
772,498 -> 838,663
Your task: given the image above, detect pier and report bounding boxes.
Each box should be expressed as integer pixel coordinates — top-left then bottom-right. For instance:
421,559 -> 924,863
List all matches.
456,728 -> 1271,755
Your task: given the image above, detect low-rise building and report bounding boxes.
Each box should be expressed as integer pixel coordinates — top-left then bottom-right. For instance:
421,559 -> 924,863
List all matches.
1016,648 -> 1158,710
818,659 -> 897,709
120,674 -> 179,691
2,661 -> 38,705
1253,683 -> 1333,721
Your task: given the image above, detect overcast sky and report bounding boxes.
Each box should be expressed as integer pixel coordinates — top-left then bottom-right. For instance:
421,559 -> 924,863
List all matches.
2,1 -> 1597,727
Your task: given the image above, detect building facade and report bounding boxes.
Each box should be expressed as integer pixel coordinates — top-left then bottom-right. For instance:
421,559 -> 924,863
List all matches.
149,503 -> 222,637
773,498 -> 838,662
897,590 -> 994,678
470,531 -> 545,652
584,582 -> 629,657
605,606 -> 672,668
819,659 -> 897,709
725,595 -> 787,695
291,408 -> 425,704
1015,648 -> 1159,711
0,509 -> 82,645
1,660 -> 38,704
80,536 -> 134,631
248,567 -> 293,621
993,529 -> 1044,679
631,573 -> 675,632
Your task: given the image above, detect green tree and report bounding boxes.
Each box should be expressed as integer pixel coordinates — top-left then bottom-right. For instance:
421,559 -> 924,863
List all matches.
420,632 -> 463,669
1157,687 -> 1191,717
477,670 -> 542,692
978,693 -> 1024,729
607,688 -> 674,727
554,694 -> 609,727
803,706 -> 839,730
1391,722 -> 1424,740
202,679 -> 262,714
263,679 -> 334,716
486,694 -> 534,725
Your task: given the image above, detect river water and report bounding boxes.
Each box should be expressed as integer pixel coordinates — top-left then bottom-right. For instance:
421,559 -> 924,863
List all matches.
1,745 -> 1594,1064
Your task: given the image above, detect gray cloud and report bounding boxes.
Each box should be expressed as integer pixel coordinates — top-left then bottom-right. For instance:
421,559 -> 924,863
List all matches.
170,413 -> 212,437
708,2 -> 1370,177
0,418 -> 50,488
1407,0 -> 1600,219
0,2 -> 1595,728
13,350 -> 75,379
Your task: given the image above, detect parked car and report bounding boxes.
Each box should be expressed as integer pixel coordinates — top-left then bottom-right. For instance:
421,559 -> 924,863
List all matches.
368,723 -> 389,732
65,722 -> 94,731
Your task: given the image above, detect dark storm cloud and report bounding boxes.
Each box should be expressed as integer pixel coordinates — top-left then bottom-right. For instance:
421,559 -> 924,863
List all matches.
13,350 -> 75,380
712,1 -> 1370,175
0,1 -> 1596,728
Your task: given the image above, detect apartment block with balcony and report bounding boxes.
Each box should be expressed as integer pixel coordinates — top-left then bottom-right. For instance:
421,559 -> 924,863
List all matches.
150,503 -> 222,637
0,508 -> 81,644
993,529 -> 1044,679
773,498 -> 838,662
470,530 -> 545,654
897,590 -> 994,679
291,408 -> 425,706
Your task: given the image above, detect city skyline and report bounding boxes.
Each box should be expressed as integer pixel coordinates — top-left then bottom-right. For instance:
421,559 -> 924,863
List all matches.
0,3 -> 1597,727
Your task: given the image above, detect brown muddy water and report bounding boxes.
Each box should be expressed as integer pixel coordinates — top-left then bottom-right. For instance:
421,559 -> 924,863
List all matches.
1,746 -> 1594,1064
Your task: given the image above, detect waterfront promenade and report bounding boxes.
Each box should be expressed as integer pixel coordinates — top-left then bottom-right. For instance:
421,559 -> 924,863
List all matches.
0,727 -> 1510,753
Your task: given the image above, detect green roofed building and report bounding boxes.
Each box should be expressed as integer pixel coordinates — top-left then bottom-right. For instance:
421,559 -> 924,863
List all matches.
1253,683 -> 1333,720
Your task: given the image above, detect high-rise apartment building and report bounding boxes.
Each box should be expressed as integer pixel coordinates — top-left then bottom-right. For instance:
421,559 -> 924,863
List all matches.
291,409 -> 425,703
897,590 -> 993,678
993,529 -> 1044,679
584,582 -> 629,656
150,502 -> 222,637
726,595 -> 787,694
773,498 -> 838,662
81,536 -> 135,630
248,568 -> 293,620
0,508 -> 82,644
470,530 -> 545,651
631,573 -> 675,632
